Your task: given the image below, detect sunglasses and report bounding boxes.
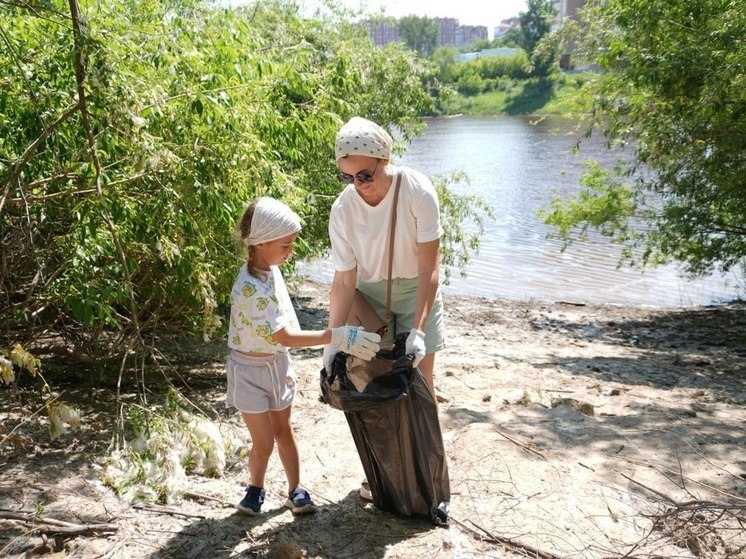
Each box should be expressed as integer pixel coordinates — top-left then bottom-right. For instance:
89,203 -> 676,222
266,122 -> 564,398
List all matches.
339,159 -> 380,184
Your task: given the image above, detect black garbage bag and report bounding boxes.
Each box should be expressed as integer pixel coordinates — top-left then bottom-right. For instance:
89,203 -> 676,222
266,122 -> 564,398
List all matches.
320,336 -> 450,526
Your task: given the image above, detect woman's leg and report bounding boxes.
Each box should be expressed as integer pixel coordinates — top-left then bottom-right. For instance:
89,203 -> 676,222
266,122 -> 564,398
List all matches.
241,411 -> 275,489
269,405 -> 300,492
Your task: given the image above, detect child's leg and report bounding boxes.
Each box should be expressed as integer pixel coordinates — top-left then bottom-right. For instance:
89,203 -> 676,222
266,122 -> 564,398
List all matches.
241,411 -> 275,489
269,405 -> 300,492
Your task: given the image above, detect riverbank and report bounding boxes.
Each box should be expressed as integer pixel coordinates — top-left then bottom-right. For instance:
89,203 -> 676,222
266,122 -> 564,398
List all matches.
1,283 -> 745,558
439,73 -> 594,116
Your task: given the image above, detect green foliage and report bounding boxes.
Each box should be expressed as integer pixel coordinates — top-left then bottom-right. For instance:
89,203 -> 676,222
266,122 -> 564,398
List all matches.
519,0 -> 557,55
0,0 -> 437,359
1,344 -> 81,441
519,0 -> 559,77
548,0 -> 746,277
493,28 -> 523,49
432,173 -> 495,282
541,161 -> 640,251
438,52 -> 533,98
397,15 -> 439,58
464,39 -> 491,53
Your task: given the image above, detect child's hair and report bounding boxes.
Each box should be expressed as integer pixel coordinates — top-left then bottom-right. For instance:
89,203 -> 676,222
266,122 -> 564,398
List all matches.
236,201 -> 258,272
236,200 -> 257,245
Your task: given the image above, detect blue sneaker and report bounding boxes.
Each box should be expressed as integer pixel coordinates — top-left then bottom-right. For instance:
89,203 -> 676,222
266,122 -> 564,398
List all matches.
236,485 -> 265,515
284,486 -> 316,515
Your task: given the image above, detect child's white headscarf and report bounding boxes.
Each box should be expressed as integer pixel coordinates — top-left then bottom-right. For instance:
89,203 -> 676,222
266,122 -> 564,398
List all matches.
335,117 -> 393,161
243,197 -> 301,330
246,197 -> 301,246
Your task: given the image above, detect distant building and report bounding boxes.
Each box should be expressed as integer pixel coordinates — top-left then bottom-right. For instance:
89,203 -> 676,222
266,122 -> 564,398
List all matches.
363,16 -> 487,49
493,16 -> 520,39
557,0 -> 586,69
559,0 -> 584,19
434,17 -> 459,47
365,19 -> 399,46
459,25 -> 489,47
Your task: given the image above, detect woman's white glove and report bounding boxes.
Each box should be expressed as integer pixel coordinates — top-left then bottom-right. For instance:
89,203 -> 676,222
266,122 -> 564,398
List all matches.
330,326 -> 381,361
405,328 -> 426,367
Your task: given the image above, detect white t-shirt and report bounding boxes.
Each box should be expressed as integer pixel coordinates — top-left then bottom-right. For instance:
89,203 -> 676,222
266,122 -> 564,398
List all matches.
329,165 -> 441,283
227,264 -> 299,354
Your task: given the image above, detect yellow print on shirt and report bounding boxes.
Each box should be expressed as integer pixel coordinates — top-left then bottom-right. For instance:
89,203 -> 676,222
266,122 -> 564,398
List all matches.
255,322 -> 278,345
256,297 -> 269,311
241,281 -> 257,298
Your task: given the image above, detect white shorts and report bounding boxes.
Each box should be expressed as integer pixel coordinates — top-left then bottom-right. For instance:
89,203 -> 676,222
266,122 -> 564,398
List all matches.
225,350 -> 296,413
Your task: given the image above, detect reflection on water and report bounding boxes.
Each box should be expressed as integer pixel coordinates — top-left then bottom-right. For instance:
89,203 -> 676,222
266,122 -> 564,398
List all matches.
303,115 -> 742,307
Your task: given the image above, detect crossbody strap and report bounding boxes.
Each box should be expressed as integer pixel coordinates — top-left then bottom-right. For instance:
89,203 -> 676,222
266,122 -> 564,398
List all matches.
384,173 -> 402,327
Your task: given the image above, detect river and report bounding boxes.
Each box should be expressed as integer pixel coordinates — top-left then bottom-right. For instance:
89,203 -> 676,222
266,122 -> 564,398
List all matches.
301,115 -> 742,307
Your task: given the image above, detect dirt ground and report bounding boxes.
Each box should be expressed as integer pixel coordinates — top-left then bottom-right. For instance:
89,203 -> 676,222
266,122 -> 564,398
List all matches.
2,281 -> 745,559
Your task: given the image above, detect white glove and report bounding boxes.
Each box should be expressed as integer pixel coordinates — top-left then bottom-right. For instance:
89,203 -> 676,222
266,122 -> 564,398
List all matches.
405,328 -> 426,367
323,344 -> 339,373
331,326 -> 381,361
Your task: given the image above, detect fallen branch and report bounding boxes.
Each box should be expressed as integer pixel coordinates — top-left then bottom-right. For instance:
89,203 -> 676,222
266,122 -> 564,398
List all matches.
494,428 -> 548,461
451,516 -> 565,559
183,490 -> 235,507
0,510 -> 117,536
132,502 -> 207,519
620,472 -> 678,504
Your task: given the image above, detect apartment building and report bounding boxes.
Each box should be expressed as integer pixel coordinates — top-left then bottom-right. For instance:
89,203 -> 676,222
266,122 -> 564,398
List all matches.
459,24 -> 489,46
435,17 -> 460,47
559,0 -> 585,19
364,17 -> 487,49
557,0 -> 586,69
365,19 -> 399,46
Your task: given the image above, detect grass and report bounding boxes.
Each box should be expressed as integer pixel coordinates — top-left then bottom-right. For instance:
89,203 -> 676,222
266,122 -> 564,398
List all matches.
441,72 -> 596,116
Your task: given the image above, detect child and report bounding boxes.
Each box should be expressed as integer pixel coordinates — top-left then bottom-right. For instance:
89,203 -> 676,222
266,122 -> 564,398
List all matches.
227,197 -> 380,516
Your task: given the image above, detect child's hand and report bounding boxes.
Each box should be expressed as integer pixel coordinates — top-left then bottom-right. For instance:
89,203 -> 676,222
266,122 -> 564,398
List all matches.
331,326 -> 381,361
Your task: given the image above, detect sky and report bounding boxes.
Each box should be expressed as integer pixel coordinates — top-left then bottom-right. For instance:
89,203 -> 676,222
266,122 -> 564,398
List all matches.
331,0 -> 528,30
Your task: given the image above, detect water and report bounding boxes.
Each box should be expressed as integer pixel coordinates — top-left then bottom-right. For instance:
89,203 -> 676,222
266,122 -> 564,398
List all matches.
302,115 -> 742,307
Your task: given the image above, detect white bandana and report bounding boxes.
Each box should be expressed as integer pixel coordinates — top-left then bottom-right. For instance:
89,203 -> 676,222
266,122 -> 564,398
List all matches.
335,117 -> 393,161
246,197 -> 301,245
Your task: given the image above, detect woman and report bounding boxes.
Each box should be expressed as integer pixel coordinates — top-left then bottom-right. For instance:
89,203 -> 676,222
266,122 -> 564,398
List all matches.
322,117 -> 447,500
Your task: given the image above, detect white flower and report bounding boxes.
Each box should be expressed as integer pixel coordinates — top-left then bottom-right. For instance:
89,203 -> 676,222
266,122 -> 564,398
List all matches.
47,401 -> 82,440
0,356 -> 15,385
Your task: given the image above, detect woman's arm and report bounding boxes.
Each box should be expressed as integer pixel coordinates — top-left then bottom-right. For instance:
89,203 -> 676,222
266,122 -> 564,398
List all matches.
414,238 -> 440,331
328,268 -> 358,328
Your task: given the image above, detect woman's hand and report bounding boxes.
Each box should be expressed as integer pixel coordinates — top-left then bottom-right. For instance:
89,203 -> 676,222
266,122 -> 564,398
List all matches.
405,328 -> 426,366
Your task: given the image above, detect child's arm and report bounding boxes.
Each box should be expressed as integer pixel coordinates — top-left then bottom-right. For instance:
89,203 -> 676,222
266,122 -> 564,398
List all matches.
272,326 -> 380,360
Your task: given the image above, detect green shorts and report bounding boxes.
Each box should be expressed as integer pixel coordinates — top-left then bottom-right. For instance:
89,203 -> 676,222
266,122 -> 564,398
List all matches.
357,277 -> 446,353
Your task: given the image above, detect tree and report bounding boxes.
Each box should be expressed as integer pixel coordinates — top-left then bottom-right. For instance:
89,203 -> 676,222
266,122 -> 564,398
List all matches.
465,39 -> 490,53
0,0 -> 488,362
493,27 -> 523,49
543,0 -> 746,278
519,0 -> 556,54
0,0 -> 433,358
397,15 -> 439,58
519,0 -> 558,77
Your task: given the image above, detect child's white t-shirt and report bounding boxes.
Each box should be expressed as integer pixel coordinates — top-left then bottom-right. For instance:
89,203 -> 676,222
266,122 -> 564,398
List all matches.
227,264 -> 299,354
